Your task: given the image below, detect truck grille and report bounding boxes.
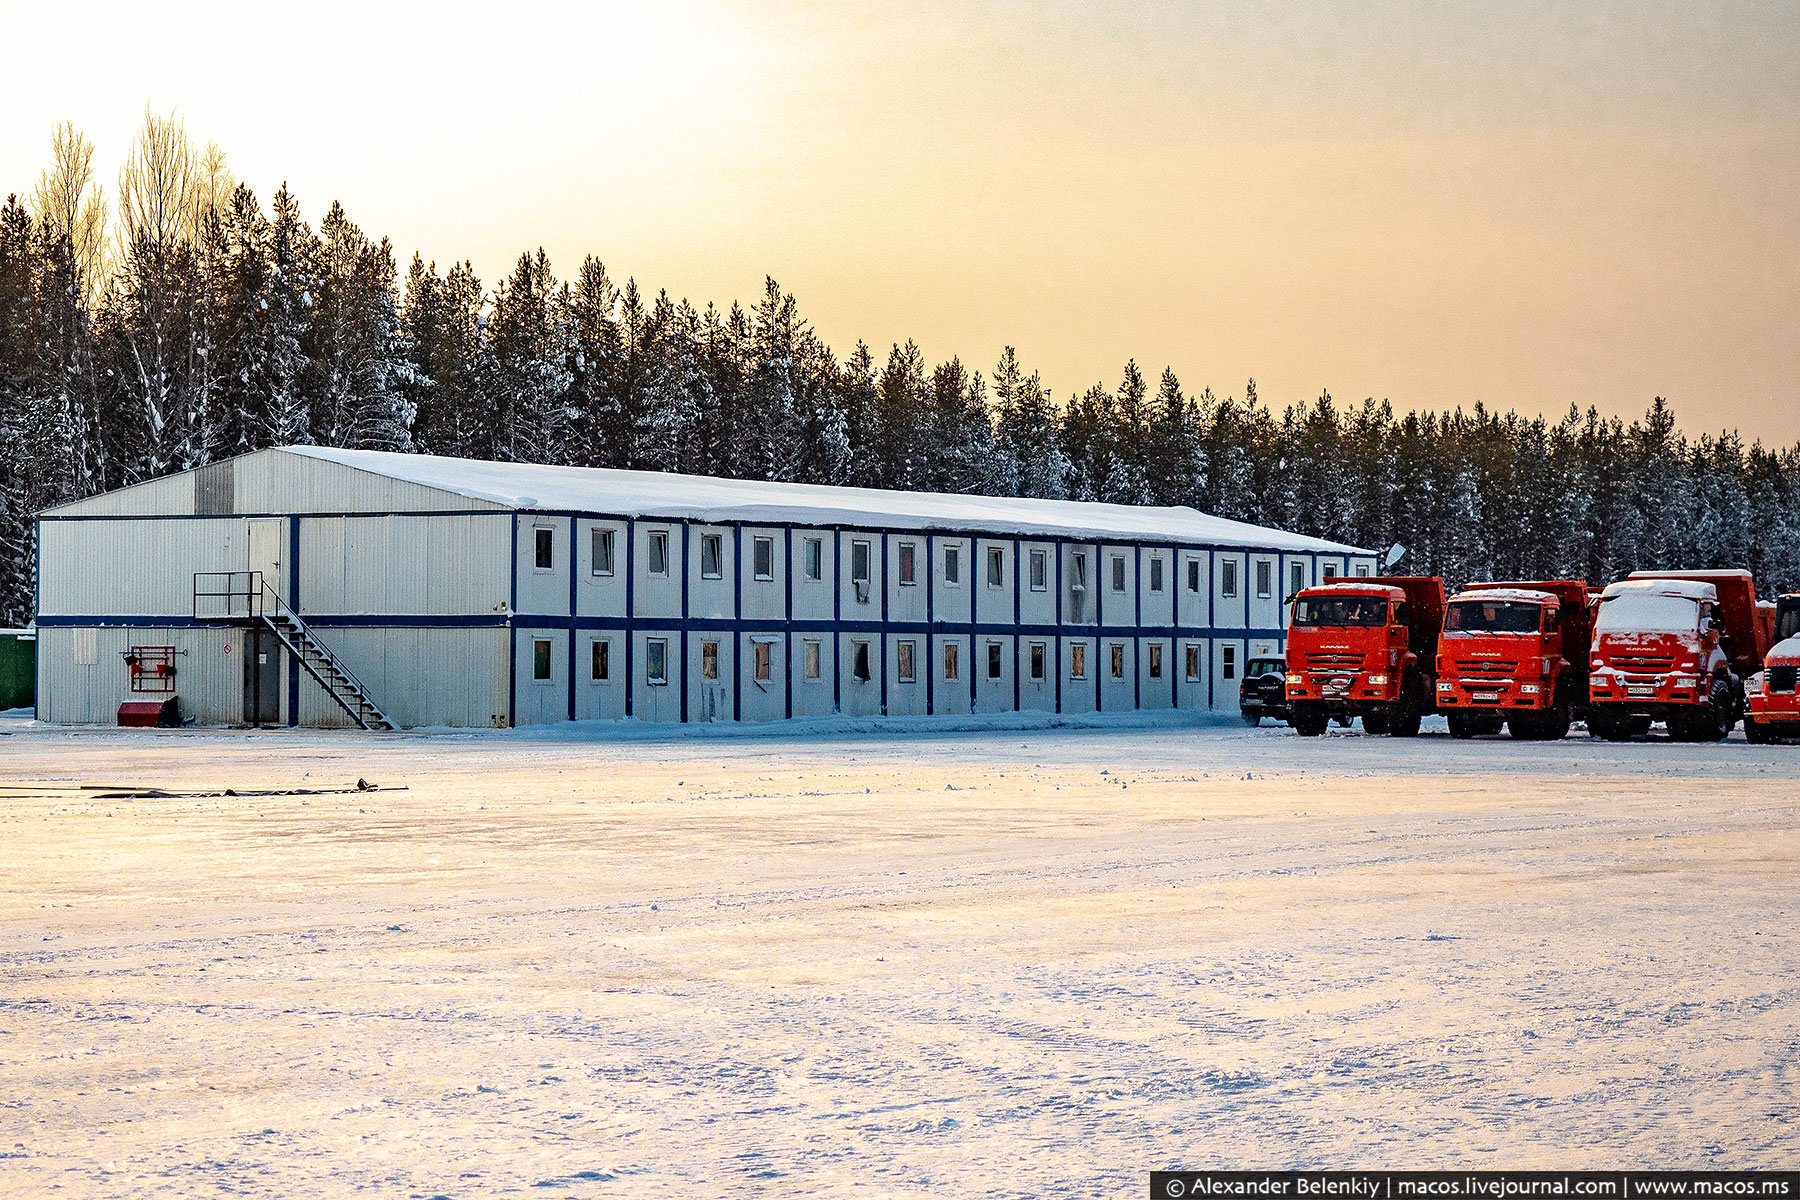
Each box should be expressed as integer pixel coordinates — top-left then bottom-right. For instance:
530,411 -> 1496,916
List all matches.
1608,653 -> 1675,674
1453,658 -> 1517,679
1304,652 -> 1366,670
1770,666 -> 1798,694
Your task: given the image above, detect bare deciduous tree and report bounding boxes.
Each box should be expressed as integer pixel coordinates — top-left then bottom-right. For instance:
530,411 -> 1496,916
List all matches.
32,122 -> 108,305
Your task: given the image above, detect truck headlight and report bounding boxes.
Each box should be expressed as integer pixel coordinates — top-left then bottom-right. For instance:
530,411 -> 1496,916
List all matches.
1519,684 -> 1540,695
1366,673 -> 1388,685
1436,681 -> 1453,691
1285,673 -> 1303,686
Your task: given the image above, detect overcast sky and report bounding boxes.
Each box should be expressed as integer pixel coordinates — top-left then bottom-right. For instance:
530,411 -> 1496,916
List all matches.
4,0 -> 1796,443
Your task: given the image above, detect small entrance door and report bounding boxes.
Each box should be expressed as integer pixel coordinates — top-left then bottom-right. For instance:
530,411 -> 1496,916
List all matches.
243,628 -> 282,726
246,519 -> 284,600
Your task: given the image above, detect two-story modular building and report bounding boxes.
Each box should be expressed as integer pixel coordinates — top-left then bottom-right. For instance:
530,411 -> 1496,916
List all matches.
34,447 -> 1376,728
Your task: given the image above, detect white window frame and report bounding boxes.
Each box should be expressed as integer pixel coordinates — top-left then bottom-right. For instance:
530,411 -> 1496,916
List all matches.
851,640 -> 872,683
591,528 -> 615,577
1222,644 -> 1237,681
804,538 -> 823,581
851,539 -> 872,604
1029,549 -> 1048,592
1186,558 -> 1200,593
803,639 -> 822,680
701,639 -> 720,681
987,546 -> 1005,589
1110,554 -> 1126,593
753,535 -> 775,582
943,641 -> 959,680
898,542 -> 918,586
1070,642 -> 1087,680
986,639 -> 1004,680
1184,643 -> 1202,682
700,533 -> 724,580
591,638 -> 611,683
1149,556 -> 1165,593
753,641 -> 772,682
1221,559 -> 1239,598
1149,643 -> 1163,679
533,526 -> 555,573
1110,642 -> 1125,679
944,544 -> 961,587
1029,641 -> 1046,680
1255,560 -> 1273,600
897,639 -> 916,683
646,637 -> 669,685
647,530 -> 670,579
532,637 -> 554,683
1290,561 -> 1305,599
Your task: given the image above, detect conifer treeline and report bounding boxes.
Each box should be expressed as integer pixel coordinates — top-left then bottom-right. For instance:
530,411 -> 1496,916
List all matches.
2,117 -> 1797,627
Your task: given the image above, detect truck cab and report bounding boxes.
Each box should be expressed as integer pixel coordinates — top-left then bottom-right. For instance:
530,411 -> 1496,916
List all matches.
1284,577 -> 1444,738
1588,571 -> 1766,741
1435,581 -> 1591,740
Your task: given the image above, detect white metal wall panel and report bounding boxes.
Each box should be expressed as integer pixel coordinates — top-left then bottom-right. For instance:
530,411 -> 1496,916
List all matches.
575,630 -> 628,721
790,631 -> 835,717
789,529 -> 834,623
932,537 -> 972,626
739,528 -> 785,623
690,632 -> 734,722
574,519 -> 628,619
35,625 -> 243,725
39,518 -> 246,617
298,627 -> 507,728
235,450 -> 500,515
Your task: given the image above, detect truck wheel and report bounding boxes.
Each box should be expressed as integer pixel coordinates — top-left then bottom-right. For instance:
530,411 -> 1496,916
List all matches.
1362,710 -> 1390,735
1388,676 -> 1423,737
1241,712 -> 1261,728
1744,716 -> 1775,745
1292,703 -> 1328,737
1690,679 -> 1734,742
1628,715 -> 1653,738
1447,713 -> 1482,739
1507,714 -> 1542,740
1539,703 -> 1572,740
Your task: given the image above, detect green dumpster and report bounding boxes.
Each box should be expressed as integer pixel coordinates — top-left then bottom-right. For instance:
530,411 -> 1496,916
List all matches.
0,630 -> 35,711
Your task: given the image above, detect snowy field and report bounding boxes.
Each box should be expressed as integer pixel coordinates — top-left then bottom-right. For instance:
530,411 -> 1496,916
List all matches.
3,714 -> 1799,1198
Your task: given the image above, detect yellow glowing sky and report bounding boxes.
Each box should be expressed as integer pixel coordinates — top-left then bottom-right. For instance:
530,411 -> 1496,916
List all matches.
5,1 -> 1798,443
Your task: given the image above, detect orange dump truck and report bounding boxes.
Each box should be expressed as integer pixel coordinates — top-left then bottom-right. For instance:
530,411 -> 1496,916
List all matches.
1587,569 -> 1772,741
1745,593 -> 1800,744
1435,580 -> 1592,740
1284,576 -> 1446,738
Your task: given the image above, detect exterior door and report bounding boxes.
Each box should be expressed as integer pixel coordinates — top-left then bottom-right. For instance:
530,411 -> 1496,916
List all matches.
246,519 -> 283,601
242,628 -> 282,726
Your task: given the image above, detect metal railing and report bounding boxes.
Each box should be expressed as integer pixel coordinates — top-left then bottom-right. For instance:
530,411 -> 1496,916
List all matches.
193,571 -> 274,621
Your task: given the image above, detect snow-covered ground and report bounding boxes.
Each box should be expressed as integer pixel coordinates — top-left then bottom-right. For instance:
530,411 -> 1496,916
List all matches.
3,715 -> 1799,1197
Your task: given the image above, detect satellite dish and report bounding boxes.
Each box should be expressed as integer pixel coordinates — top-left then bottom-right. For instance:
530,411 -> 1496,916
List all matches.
1382,543 -> 1406,569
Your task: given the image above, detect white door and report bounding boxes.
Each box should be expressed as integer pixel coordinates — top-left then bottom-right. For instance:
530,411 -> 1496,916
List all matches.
246,519 -> 284,600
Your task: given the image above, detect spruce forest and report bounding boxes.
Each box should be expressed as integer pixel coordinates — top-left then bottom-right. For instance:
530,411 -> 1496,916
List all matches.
3,115 -> 1797,628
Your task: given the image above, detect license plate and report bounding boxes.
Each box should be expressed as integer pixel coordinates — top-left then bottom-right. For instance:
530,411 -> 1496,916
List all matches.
1472,691 -> 1498,702
1628,686 -> 1653,697
1322,678 -> 1350,696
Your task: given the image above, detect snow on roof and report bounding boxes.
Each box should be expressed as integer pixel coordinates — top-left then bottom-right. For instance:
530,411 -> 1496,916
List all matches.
1448,588 -> 1557,605
1766,636 -> 1800,665
285,447 -> 1369,554
1298,581 -> 1402,595
1601,578 -> 1716,601
1629,569 -> 1753,581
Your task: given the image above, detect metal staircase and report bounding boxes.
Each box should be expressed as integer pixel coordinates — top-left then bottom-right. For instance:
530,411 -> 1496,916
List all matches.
194,571 -> 398,731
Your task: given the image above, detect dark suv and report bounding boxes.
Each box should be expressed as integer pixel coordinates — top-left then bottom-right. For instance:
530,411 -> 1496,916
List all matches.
1239,656 -> 1291,726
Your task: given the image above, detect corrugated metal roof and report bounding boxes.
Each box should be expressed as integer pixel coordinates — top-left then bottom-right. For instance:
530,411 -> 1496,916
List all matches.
287,446 -> 1371,555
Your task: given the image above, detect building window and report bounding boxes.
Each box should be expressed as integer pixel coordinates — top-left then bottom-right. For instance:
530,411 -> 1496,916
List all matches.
754,641 -> 772,682
591,639 -> 610,682
852,641 -> 871,682
987,640 -> 1003,679
1355,564 -> 1370,578
1221,559 -> 1238,598
1070,643 -> 1087,680
897,640 -> 916,683
532,638 -> 553,681
944,545 -> 961,586
1186,559 -> 1200,593
646,638 -> 668,685
804,538 -> 823,581
987,546 -> 1004,588
592,528 -> 615,576
1290,561 -> 1305,599
898,542 -> 917,585
1029,549 -> 1048,592
700,533 -> 723,579
804,639 -> 821,680
533,527 -> 554,571
1222,645 -> 1236,680
1029,642 -> 1046,680
1071,552 -> 1088,591
851,540 -> 871,602
1323,565 -> 1337,580
943,641 -> 959,680
702,640 -> 719,681
1149,643 -> 1163,678
1110,555 -> 1127,593
1149,557 -> 1165,593
648,531 -> 670,577
1185,643 -> 1201,682
1255,560 -> 1272,599
753,536 -> 774,581
1110,642 -> 1125,679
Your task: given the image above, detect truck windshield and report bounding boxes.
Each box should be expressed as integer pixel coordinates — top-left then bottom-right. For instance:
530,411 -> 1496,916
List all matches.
1444,600 -> 1542,634
1595,592 -> 1699,635
1780,600 -> 1799,645
1292,596 -> 1388,627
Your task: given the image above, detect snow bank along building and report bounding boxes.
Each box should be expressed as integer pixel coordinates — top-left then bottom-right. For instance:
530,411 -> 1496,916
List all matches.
34,447 -> 1376,728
